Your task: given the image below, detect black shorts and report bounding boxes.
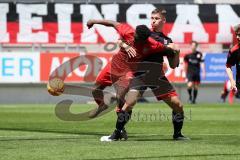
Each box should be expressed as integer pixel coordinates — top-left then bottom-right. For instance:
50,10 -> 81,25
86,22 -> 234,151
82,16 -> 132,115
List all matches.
129,75 -> 177,100
187,73 -> 200,83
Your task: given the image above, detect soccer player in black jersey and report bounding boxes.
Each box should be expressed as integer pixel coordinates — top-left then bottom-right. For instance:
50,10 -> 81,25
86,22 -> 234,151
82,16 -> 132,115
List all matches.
226,24 -> 240,98
184,41 -> 206,104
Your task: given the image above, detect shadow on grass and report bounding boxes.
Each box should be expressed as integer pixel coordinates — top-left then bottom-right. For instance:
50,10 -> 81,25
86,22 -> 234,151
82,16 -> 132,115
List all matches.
128,134 -> 202,141
84,153 -> 240,160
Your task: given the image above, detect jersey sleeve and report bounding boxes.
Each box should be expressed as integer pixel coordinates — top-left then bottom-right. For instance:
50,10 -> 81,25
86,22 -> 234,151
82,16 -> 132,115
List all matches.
115,24 -> 133,39
226,50 -> 237,68
148,37 -> 165,53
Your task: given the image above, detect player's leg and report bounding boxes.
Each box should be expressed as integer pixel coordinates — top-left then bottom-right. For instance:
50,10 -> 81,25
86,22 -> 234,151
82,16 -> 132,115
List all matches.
229,90 -> 234,104
122,89 -> 140,111
220,81 -> 229,103
150,76 -> 189,140
92,83 -> 107,107
163,96 -> 189,140
89,63 -> 113,118
187,81 -> 193,103
192,74 -> 201,104
192,82 -> 200,104
101,81 -> 131,141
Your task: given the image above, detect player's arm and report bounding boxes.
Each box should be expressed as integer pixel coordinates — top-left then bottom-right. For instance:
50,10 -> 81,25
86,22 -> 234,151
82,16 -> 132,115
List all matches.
87,19 -> 120,29
117,39 -> 137,58
166,43 -> 180,69
183,56 -> 189,78
152,41 -> 179,69
226,50 -> 237,90
226,67 -> 236,90
200,62 -> 206,79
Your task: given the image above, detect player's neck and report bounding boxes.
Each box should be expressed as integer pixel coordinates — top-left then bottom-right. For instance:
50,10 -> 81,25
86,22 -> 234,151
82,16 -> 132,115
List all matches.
153,28 -> 162,33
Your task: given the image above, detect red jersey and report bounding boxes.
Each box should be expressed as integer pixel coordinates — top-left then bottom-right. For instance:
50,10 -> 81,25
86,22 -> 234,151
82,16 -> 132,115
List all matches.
111,24 -> 166,76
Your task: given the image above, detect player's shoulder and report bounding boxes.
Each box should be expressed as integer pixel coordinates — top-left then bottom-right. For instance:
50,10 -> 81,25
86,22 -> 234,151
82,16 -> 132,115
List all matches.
230,44 -> 240,53
156,32 -> 173,42
116,23 -> 133,32
163,34 -> 172,42
196,51 -> 202,55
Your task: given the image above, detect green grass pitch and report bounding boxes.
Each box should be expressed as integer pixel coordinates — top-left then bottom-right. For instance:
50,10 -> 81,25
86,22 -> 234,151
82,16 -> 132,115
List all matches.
0,103 -> 240,160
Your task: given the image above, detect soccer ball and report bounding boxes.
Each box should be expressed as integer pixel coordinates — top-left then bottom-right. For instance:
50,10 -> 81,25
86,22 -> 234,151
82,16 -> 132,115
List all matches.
47,77 -> 64,96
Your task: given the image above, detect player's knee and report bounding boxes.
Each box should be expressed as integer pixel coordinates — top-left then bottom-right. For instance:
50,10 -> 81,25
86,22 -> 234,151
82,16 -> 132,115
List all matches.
126,97 -> 137,107
174,101 -> 183,112
92,87 -> 100,98
92,84 -> 104,96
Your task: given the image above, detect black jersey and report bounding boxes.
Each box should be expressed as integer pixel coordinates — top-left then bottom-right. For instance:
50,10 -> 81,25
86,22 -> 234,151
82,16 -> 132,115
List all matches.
184,51 -> 204,75
143,31 -> 173,63
226,44 -> 240,82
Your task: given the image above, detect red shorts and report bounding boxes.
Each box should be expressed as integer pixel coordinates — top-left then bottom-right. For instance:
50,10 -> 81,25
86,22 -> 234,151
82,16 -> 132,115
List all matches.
96,62 -> 134,87
95,63 -> 113,86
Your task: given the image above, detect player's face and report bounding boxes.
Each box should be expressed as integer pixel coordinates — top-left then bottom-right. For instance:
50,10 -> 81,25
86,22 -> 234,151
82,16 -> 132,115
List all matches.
151,13 -> 165,31
191,42 -> 197,52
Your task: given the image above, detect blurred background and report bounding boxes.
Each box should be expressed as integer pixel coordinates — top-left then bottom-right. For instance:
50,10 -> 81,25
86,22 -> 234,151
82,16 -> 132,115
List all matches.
0,0 -> 239,104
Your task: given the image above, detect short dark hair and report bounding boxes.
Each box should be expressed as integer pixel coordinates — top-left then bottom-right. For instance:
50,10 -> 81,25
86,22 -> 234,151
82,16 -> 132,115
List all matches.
191,40 -> 199,46
151,8 -> 167,17
135,25 -> 151,41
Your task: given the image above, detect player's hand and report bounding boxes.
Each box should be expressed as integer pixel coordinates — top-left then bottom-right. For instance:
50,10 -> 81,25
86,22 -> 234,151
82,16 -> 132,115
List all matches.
167,43 -> 176,50
125,46 -> 137,58
87,19 -> 95,29
230,80 -> 237,92
119,41 -> 137,58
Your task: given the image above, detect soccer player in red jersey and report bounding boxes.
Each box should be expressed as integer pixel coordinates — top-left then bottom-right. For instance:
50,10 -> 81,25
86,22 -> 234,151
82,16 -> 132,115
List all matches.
100,9 -> 188,141
88,19 -> 176,115
226,24 -> 240,98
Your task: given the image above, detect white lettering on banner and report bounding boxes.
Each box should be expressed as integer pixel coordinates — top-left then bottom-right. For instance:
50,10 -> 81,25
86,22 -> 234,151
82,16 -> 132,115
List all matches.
126,4 -> 155,28
55,4 -> 74,43
50,57 -> 73,77
0,4 -> 9,42
0,53 -> 40,83
50,56 -> 106,79
216,5 -> 240,43
168,5 -> 208,43
80,4 -> 119,43
72,57 -> 91,77
17,4 -> 48,43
